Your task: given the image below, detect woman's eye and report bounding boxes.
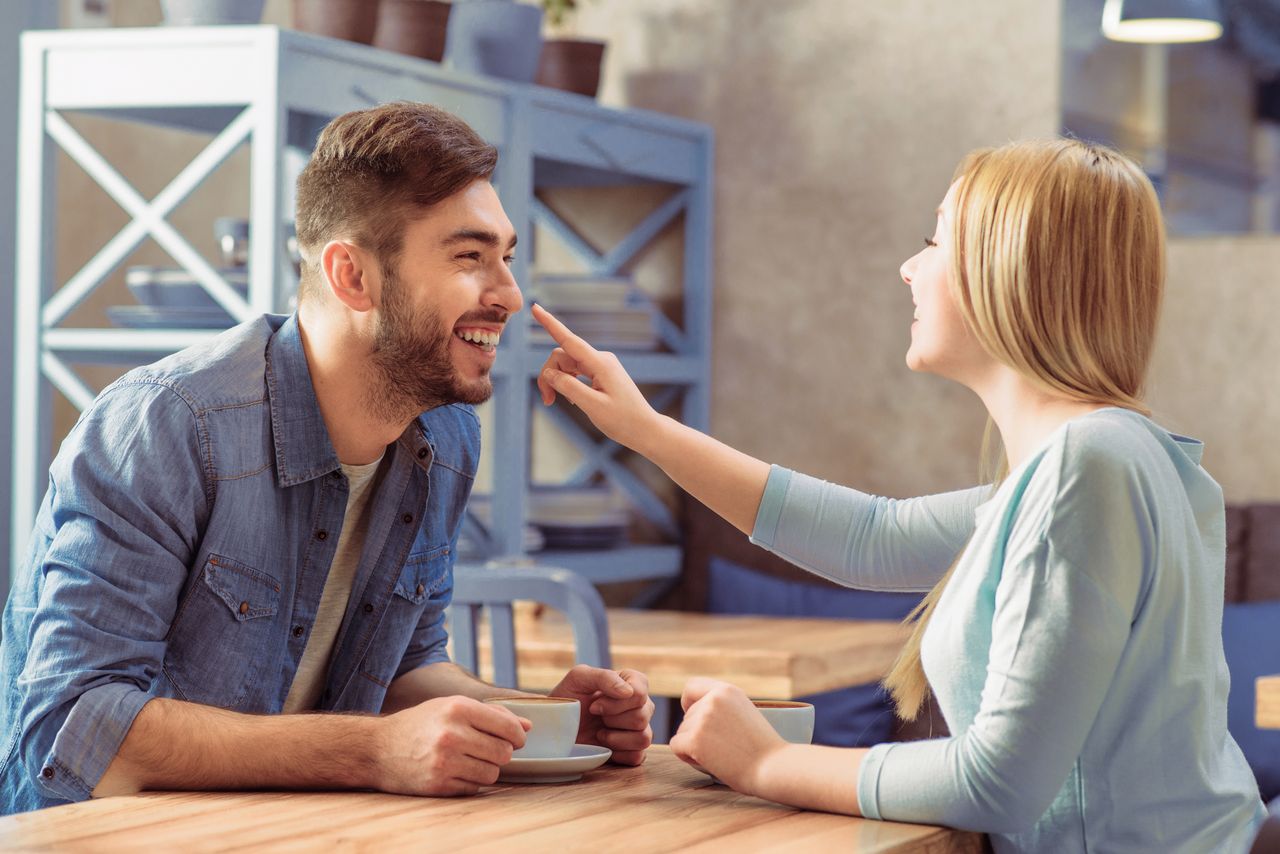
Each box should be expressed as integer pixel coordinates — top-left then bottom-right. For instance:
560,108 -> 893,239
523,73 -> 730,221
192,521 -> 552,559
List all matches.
923,238 -> 938,248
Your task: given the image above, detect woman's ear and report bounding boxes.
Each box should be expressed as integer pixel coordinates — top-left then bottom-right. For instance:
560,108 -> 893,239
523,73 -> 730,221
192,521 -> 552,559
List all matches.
319,240 -> 379,313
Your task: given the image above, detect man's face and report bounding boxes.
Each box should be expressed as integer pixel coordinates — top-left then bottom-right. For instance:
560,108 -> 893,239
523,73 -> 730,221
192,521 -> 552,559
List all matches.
370,180 -> 522,415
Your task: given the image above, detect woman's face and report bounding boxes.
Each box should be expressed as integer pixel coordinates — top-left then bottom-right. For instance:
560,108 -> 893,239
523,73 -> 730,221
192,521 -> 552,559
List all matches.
899,179 -> 988,383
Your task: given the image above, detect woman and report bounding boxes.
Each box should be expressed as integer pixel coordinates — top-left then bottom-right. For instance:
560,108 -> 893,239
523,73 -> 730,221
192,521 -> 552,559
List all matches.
530,139 -> 1266,852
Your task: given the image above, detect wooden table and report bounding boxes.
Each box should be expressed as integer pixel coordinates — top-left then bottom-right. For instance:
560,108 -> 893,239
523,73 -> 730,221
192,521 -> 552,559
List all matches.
0,748 -> 983,853
478,608 -> 912,699
1259,675 -> 1280,729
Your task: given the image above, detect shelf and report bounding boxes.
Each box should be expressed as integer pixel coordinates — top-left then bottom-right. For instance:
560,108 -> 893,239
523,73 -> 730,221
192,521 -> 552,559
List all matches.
43,328 -> 222,365
495,348 -> 705,384
461,545 -> 682,586
13,25 -> 713,594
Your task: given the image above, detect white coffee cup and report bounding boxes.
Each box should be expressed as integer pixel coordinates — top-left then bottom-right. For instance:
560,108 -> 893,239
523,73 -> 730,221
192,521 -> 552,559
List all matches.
753,699 -> 816,743
485,696 -> 580,759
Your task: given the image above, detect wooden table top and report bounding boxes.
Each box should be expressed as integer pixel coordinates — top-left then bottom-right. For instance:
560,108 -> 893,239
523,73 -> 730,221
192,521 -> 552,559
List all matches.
479,608 -> 912,698
1258,675 -> 1280,730
0,748 -> 983,853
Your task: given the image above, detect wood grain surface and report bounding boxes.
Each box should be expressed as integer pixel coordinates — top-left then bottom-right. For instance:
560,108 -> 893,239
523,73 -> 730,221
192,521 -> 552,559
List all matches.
0,748 -> 983,853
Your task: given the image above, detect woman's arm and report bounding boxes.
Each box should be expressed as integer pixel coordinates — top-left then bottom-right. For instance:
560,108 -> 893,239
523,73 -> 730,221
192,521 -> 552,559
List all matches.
533,304 -> 981,591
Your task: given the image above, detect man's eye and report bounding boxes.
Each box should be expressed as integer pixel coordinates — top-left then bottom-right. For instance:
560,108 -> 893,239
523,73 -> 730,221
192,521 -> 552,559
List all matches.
457,252 -> 481,261
503,255 -> 515,266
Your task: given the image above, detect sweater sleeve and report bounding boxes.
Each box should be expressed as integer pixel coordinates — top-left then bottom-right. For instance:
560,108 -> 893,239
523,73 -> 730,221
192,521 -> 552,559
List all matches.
750,465 -> 988,592
856,441 -> 1147,833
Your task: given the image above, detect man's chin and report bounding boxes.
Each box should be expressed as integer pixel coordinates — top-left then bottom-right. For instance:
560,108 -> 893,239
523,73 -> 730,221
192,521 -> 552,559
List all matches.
448,373 -> 494,407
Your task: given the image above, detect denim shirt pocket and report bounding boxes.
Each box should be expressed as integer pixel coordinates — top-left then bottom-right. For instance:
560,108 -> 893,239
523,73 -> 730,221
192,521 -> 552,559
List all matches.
163,555 -> 282,709
356,545 -> 451,694
394,544 -> 451,604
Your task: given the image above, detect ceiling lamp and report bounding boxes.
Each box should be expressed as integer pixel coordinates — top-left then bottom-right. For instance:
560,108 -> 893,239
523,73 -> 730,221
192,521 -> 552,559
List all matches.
1102,0 -> 1225,43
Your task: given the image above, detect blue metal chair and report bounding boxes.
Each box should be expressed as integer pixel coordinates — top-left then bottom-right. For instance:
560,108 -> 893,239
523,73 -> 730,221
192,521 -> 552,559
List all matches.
449,563 -> 611,688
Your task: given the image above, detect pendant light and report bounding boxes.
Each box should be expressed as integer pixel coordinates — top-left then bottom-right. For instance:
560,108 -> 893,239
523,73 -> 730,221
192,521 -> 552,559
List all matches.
1102,0 -> 1225,44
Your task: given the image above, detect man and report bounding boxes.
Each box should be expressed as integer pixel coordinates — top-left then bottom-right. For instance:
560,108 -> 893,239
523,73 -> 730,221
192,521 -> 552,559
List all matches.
0,102 -> 653,814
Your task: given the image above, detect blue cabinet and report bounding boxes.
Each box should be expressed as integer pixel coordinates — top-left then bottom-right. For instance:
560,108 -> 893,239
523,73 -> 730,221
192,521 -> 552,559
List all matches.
10,26 -> 713,596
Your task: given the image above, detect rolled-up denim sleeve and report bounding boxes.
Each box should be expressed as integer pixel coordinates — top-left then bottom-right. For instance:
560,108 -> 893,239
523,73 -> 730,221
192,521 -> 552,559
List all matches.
395,555 -> 454,677
16,380 -> 209,802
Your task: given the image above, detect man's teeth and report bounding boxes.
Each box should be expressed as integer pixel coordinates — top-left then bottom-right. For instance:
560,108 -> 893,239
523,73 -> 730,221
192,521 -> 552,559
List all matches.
458,329 -> 500,348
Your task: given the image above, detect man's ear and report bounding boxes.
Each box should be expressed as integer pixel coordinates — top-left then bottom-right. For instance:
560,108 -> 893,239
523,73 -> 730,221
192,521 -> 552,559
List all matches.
319,240 -> 380,313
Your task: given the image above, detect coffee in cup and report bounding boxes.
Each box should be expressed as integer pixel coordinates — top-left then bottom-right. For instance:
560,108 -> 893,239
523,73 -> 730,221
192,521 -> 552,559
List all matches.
484,696 -> 580,759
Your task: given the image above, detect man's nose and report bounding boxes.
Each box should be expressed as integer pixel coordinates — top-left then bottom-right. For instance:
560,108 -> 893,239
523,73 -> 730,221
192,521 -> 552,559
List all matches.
490,264 -> 524,315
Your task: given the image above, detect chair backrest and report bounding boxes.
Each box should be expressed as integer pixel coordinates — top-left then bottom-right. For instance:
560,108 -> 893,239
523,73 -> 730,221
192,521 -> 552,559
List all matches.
450,564 -> 611,688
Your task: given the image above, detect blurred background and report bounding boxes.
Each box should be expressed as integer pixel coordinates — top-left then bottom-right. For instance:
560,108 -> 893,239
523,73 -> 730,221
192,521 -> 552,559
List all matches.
2,0 -> 1278,802
3,0 -> 1279,586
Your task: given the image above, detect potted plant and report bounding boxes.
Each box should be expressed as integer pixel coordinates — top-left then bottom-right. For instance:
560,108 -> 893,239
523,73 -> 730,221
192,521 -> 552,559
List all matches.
374,0 -> 453,60
293,0 -> 382,45
444,0 -> 545,83
536,0 -> 606,98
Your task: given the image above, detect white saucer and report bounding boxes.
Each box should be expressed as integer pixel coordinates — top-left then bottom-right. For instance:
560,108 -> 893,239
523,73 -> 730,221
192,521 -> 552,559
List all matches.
497,744 -> 612,784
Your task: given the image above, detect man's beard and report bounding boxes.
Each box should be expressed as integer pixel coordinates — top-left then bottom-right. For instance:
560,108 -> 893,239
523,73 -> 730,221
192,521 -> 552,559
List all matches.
365,268 -> 496,422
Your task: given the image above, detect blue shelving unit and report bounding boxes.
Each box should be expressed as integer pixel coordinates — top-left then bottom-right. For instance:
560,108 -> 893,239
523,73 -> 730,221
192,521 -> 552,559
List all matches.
10,26 -> 713,595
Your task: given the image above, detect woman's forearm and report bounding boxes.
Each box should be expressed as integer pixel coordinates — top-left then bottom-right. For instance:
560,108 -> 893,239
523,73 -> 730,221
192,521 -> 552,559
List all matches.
634,414 -> 772,535
751,743 -> 868,815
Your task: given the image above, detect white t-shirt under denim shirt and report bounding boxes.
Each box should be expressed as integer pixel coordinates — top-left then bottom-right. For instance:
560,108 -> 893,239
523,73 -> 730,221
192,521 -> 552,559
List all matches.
283,453 -> 385,714
750,408 -> 1265,853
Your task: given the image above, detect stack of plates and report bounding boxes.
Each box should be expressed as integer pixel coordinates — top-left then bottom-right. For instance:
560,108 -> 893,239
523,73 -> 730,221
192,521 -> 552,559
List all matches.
528,485 -> 629,551
528,275 -> 659,351
106,266 -> 248,330
463,486 -> 629,553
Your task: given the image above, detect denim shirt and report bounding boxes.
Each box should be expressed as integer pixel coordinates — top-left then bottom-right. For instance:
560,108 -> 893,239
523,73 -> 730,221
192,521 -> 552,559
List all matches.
0,314 -> 479,814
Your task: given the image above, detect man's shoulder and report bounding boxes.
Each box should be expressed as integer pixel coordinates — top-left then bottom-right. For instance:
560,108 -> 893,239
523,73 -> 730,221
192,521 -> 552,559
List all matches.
114,315 -> 281,412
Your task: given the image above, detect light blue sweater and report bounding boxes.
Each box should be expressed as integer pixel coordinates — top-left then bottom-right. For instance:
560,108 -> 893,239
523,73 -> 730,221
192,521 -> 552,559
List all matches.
751,408 -> 1266,852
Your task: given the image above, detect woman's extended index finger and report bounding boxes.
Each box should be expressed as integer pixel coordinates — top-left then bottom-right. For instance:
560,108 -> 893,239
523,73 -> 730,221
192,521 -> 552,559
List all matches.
531,303 -> 596,360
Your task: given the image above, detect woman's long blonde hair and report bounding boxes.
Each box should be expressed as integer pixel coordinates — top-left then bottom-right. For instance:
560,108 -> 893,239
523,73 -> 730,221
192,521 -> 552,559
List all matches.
883,138 -> 1167,720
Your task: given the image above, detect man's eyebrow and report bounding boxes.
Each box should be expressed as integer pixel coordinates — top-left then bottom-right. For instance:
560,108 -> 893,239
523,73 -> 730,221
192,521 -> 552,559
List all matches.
441,229 -> 519,250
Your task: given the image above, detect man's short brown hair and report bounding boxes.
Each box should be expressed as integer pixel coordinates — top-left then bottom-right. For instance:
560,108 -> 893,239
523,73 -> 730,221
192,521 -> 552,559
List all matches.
294,101 -> 498,299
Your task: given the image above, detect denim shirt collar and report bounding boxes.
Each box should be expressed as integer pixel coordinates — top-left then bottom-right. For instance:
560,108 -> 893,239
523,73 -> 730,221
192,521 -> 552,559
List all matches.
265,314 -> 437,487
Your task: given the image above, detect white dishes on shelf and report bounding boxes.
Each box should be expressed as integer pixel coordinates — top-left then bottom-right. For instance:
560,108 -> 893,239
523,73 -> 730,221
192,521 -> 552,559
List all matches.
463,486 -> 629,555
528,275 -> 660,351
108,265 -> 248,330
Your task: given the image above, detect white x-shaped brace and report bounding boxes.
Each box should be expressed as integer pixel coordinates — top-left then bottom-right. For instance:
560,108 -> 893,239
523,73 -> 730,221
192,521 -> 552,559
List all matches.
41,104 -> 259,330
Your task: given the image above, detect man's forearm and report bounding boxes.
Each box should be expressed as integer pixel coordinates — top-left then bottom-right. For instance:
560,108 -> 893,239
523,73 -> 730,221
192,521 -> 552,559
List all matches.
381,661 -> 538,715
93,697 -> 382,798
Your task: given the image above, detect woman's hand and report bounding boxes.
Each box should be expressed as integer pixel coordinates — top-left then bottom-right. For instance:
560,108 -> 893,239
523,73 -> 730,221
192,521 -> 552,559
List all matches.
668,678 -> 786,796
531,303 -> 664,453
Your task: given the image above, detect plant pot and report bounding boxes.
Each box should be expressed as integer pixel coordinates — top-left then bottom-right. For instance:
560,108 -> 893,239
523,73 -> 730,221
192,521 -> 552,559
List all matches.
374,0 -> 452,61
536,38 -> 606,98
292,0 -> 380,44
160,0 -> 266,25
444,0 -> 544,83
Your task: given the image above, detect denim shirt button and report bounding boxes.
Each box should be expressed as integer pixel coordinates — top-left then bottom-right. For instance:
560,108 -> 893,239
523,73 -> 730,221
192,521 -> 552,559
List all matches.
315,530 -> 327,541
363,603 -> 373,614
292,625 -> 304,638
41,766 -> 53,779
416,583 -> 425,596
402,513 -> 413,524
417,448 -> 429,459
238,601 -> 249,615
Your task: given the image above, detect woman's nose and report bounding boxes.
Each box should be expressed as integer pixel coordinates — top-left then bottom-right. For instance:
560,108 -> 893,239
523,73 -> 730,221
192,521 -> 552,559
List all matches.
900,255 -> 915,286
